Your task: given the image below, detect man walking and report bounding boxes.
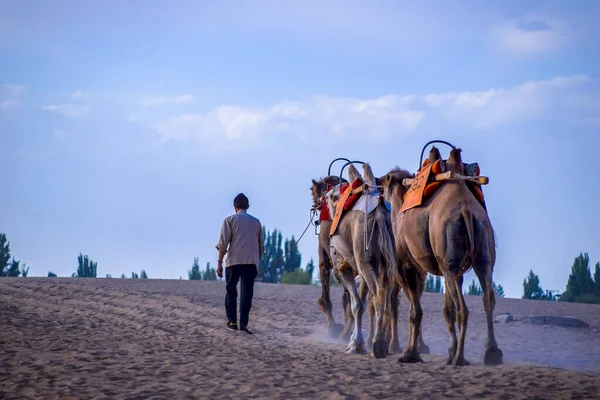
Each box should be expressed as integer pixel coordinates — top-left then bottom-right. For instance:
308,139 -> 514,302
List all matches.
216,193 -> 264,334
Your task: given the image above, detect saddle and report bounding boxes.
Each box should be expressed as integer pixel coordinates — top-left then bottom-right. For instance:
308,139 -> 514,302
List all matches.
328,178 -> 384,236
400,158 -> 488,213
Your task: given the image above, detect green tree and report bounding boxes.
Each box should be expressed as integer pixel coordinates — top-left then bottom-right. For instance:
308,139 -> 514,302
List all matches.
594,262 -> 600,296
106,274 -> 112,278
434,276 -> 443,293
121,273 -> 126,279
203,262 -> 217,281
493,281 -> 505,298
305,258 -> 315,283
258,228 -> 284,283
283,236 -> 302,275
6,258 -> 20,277
281,268 -> 312,285
48,271 -> 57,277
75,253 -> 97,278
131,272 -> 139,279
0,233 -> 23,277
560,253 -> 600,304
466,279 -> 483,296
425,274 -> 443,293
20,263 -> 29,277
560,253 -> 595,302
0,233 -> 10,276
522,270 -> 544,299
140,270 -> 148,279
188,257 -> 202,280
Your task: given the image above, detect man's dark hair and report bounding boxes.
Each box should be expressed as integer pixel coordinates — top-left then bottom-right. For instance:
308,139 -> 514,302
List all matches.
233,193 -> 249,209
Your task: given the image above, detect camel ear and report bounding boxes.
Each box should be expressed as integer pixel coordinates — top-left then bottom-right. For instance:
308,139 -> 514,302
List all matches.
311,179 -> 318,186
385,174 -> 392,183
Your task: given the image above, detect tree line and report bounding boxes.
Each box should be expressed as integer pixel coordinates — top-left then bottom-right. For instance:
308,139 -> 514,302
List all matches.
523,252 -> 600,304
423,274 -> 505,298
4,229 -> 598,304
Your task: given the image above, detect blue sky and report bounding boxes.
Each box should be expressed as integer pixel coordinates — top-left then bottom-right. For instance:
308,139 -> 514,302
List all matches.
1,0 -> 599,298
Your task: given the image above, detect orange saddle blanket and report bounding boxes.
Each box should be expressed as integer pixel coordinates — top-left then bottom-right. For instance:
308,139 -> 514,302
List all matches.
329,178 -> 366,236
400,159 -> 486,213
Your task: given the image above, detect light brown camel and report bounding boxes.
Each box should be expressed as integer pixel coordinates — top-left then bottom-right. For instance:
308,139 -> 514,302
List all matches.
312,175 -> 430,354
310,175 -> 353,339
311,176 -> 377,344
325,163 -> 398,358
381,146 -> 503,366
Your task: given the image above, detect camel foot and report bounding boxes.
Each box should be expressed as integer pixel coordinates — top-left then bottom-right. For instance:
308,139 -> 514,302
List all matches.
371,339 -> 389,359
418,343 -> 430,355
398,351 -> 423,363
447,356 -> 470,366
389,340 -> 401,353
340,326 -> 353,342
329,323 -> 344,339
346,339 -> 367,355
484,348 -> 503,366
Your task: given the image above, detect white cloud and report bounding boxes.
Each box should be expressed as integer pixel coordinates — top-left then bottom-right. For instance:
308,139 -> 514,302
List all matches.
71,90 -> 93,100
489,14 -> 570,55
423,75 -> 590,129
39,103 -> 91,117
1,99 -> 19,109
142,94 -> 195,107
136,75 -> 594,146
2,83 -> 25,95
141,93 -> 425,146
0,83 -> 25,111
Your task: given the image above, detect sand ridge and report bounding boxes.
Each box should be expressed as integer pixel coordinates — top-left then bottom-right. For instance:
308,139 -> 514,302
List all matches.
1,278 -> 599,399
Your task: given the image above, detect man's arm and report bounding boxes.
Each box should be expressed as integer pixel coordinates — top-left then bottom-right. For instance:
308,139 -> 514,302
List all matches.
258,222 -> 264,256
215,218 -> 231,277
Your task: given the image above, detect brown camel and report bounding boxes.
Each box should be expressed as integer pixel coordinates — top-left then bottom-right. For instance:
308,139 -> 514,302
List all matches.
381,146 -> 503,366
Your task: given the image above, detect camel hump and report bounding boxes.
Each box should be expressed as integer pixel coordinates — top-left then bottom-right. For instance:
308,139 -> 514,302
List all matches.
445,148 -> 464,174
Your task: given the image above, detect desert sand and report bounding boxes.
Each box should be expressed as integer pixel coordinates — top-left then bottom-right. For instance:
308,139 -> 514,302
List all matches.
1,277 -> 599,399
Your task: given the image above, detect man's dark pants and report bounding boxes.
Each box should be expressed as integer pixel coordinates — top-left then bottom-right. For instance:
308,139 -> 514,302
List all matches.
225,264 -> 258,327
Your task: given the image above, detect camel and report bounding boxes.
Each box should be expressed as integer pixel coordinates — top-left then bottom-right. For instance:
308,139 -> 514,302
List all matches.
380,146 -> 503,366
310,175 -> 353,339
324,163 -> 398,358
312,175 -> 429,354
311,175 -> 376,344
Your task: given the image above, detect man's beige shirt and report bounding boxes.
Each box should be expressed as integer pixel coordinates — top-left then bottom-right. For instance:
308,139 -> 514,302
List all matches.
216,210 -> 264,267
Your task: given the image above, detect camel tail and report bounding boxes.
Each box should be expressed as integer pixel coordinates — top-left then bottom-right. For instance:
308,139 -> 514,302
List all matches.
375,204 -> 398,286
461,207 -> 476,266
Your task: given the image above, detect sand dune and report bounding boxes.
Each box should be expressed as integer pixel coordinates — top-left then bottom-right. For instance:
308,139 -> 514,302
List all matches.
1,277 -> 599,399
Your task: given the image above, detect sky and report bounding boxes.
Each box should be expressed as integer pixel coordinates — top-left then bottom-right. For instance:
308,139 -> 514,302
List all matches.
1,0 -> 599,298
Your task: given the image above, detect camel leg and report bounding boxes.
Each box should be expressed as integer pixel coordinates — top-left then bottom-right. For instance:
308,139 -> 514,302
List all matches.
442,284 -> 457,363
363,282 -> 375,349
337,267 -> 354,342
337,268 -> 366,354
416,273 -> 430,355
340,287 -> 354,341
474,263 -> 503,366
445,274 -> 469,366
317,252 -> 343,338
387,283 -> 401,353
398,268 -> 424,363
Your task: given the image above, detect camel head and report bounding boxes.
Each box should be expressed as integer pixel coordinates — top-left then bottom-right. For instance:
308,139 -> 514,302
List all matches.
311,176 -> 347,206
380,167 -> 414,205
